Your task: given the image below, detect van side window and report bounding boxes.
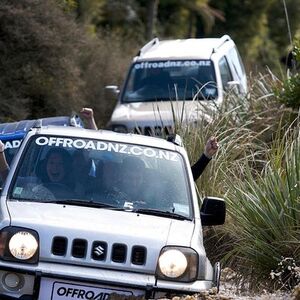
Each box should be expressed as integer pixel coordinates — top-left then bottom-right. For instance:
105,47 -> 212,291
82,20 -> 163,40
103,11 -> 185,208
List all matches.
218,56 -> 233,89
228,47 -> 246,82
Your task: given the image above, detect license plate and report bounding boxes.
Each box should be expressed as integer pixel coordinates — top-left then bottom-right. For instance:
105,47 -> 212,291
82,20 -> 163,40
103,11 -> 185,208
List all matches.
38,278 -> 145,300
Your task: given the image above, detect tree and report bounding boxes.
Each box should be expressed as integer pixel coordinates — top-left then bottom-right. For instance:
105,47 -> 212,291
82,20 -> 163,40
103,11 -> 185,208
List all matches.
209,0 -> 300,73
0,0 -> 86,120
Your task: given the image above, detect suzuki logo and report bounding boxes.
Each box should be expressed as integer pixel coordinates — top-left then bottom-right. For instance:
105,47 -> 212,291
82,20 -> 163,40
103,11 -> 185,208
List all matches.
93,245 -> 105,257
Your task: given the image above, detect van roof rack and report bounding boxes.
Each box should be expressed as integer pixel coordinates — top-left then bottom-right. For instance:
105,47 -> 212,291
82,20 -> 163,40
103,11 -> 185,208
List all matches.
211,35 -> 231,54
137,37 -> 159,57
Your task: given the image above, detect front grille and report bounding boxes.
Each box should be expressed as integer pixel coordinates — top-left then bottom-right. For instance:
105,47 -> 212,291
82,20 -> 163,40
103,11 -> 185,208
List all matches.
91,241 -> 107,261
51,237 -> 147,265
72,239 -> 87,258
112,243 -> 127,263
131,246 -> 146,265
52,236 -> 67,256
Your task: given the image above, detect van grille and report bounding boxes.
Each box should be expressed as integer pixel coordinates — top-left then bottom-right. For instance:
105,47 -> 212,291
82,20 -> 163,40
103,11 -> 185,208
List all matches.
51,237 -> 147,265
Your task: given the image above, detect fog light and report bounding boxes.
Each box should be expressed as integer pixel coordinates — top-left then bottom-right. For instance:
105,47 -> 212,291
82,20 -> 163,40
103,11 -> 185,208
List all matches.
2,272 -> 24,291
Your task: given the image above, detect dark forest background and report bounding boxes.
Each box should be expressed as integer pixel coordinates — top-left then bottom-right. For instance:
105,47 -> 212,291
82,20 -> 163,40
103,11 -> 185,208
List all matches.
0,0 -> 299,126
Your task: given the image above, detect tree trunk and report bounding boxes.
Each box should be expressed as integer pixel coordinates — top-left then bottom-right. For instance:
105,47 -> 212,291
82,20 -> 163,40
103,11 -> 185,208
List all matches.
145,0 -> 159,40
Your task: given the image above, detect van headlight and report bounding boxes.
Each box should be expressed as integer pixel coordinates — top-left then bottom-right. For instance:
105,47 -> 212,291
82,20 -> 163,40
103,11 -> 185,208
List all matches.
0,227 -> 39,264
156,247 -> 198,282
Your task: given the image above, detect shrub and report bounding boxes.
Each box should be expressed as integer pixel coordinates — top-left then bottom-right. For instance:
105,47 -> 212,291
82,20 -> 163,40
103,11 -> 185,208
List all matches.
274,40 -> 300,109
222,124 -> 300,289
0,0 -> 139,126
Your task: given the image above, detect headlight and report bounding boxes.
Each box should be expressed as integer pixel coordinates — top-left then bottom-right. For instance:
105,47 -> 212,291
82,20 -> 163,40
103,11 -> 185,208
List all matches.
9,231 -> 38,260
0,227 -> 39,264
156,246 -> 198,282
159,249 -> 187,278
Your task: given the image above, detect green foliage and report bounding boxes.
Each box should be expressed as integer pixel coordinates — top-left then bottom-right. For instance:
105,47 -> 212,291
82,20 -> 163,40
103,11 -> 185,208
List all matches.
209,0 -> 300,74
0,0 -> 85,120
174,70 -> 297,289
274,40 -> 300,109
277,73 -> 300,109
222,126 -> 300,289
0,0 -> 138,125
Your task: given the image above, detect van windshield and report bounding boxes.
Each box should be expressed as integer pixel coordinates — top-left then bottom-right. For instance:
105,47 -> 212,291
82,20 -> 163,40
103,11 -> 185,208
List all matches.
9,135 -> 192,218
122,60 -> 217,103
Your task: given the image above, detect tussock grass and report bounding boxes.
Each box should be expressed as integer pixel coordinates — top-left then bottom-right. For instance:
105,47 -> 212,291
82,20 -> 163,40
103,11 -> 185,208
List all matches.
173,71 -> 299,290
223,124 -> 300,289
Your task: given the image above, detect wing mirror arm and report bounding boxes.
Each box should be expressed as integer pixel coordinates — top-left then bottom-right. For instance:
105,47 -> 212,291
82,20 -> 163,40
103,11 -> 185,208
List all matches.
104,85 -> 120,100
226,81 -> 241,93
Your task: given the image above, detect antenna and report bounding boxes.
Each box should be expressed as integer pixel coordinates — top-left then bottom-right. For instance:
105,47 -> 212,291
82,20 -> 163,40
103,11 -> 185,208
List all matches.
137,37 -> 159,57
212,35 -> 231,54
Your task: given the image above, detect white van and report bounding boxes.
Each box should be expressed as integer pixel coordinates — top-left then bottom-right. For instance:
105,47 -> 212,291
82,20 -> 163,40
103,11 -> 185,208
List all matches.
107,35 -> 247,135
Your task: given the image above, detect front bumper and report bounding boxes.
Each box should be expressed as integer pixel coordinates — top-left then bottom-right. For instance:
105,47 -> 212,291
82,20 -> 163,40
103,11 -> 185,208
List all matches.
0,262 -> 214,299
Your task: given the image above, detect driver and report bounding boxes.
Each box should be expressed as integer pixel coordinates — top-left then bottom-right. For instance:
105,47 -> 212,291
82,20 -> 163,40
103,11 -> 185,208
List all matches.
87,160 -> 128,205
120,156 -> 146,205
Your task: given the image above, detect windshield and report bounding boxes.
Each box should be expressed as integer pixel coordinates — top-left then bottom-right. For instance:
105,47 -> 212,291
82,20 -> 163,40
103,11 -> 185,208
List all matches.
122,60 -> 217,103
9,135 -> 192,218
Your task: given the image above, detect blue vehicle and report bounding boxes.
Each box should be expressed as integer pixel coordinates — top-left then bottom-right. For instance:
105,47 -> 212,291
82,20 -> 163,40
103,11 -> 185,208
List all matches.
0,115 -> 83,166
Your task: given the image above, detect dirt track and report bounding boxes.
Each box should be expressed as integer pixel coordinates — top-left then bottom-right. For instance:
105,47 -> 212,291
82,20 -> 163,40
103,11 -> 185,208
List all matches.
108,267 -> 299,300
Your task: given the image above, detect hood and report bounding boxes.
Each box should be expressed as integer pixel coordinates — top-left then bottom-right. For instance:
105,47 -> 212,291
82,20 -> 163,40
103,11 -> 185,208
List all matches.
7,202 -> 194,270
110,101 -> 214,126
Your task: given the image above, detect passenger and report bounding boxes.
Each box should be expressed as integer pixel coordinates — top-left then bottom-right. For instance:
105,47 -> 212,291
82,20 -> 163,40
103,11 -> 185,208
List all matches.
80,107 -> 219,181
35,148 -> 73,198
191,136 -> 218,181
80,107 -> 98,130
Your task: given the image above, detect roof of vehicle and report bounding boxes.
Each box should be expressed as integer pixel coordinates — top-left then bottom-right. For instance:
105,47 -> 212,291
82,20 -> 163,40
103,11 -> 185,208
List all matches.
0,115 -> 83,141
29,126 -> 180,151
135,35 -> 233,61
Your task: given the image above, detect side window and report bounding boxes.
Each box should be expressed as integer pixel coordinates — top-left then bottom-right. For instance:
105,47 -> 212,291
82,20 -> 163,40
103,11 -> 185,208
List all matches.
218,56 -> 233,89
228,47 -> 246,81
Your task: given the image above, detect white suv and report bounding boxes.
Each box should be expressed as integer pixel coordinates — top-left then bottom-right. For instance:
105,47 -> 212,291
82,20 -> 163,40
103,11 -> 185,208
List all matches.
107,35 -> 247,135
0,125 -> 225,299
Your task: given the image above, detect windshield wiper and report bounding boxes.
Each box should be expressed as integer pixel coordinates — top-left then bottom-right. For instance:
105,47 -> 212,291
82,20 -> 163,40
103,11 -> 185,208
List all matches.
132,208 -> 192,221
43,199 -> 123,210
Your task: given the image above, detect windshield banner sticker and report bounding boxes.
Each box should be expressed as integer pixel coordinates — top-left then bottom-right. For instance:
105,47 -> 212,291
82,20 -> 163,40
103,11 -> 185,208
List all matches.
35,137 -> 178,161
134,60 -> 211,69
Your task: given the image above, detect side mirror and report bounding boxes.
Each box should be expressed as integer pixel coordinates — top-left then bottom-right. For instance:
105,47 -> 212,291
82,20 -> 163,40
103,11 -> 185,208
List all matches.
226,81 -> 241,94
104,85 -> 120,101
200,197 -> 226,226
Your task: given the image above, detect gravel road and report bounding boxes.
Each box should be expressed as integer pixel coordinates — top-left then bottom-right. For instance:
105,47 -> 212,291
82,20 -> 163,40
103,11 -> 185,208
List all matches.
108,268 -> 299,300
